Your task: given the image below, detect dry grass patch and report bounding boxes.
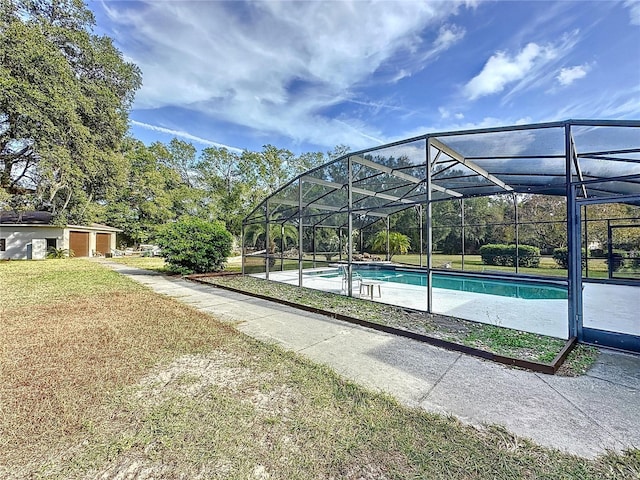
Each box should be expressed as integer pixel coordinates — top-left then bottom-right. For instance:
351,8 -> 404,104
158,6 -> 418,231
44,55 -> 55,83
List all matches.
1,260 -> 638,479
108,256 -> 168,272
0,290 -> 236,473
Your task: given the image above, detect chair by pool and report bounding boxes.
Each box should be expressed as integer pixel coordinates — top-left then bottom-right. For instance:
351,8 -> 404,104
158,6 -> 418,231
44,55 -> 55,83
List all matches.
359,280 -> 382,299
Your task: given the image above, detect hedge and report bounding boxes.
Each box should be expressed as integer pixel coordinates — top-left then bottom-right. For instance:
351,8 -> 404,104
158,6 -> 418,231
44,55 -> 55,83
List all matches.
605,252 -> 625,272
552,247 -> 587,269
156,217 -> 233,274
479,244 -> 540,268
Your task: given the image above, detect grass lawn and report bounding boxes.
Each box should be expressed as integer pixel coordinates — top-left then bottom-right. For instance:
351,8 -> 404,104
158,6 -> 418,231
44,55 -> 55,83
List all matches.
109,255 -> 168,272
109,255 -> 245,273
1,260 -> 638,479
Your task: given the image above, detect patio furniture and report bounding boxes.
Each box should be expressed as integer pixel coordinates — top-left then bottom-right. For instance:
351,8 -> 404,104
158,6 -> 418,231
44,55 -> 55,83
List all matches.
359,280 -> 382,299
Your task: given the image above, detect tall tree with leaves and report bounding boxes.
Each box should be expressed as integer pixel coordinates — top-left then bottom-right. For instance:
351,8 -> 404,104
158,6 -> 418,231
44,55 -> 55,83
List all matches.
0,0 -> 141,223
195,146 -> 247,235
149,139 -> 209,218
196,144 -> 329,236
98,139 -> 181,245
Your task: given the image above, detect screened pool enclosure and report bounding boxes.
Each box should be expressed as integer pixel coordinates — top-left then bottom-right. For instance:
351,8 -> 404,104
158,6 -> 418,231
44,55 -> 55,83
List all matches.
242,120 -> 640,353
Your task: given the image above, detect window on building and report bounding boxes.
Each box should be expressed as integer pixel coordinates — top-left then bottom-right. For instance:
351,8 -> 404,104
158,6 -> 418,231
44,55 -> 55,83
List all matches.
0,238 -> 5,251
46,238 -> 57,250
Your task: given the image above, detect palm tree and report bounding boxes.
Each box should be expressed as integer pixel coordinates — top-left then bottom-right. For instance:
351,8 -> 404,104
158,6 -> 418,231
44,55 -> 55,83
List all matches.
369,231 -> 410,260
244,221 -> 298,253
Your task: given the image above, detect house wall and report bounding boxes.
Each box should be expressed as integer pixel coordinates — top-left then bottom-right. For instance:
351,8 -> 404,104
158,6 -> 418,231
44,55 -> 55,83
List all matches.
0,226 -> 64,260
0,226 -> 118,259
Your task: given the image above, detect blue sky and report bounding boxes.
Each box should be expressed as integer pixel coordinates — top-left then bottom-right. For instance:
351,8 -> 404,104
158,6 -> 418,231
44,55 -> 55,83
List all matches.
91,0 -> 640,155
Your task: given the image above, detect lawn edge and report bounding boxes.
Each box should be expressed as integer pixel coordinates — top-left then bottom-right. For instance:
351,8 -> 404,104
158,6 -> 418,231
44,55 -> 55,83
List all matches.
186,273 -> 574,375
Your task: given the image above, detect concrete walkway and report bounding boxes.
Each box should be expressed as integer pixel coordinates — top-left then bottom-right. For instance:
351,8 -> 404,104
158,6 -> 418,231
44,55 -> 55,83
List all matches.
104,262 -> 640,459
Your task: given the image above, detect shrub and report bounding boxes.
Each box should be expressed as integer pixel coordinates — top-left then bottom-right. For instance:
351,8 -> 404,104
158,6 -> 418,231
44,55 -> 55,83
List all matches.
605,252 -> 625,272
156,217 -> 233,274
480,244 -> 509,266
479,244 -> 540,268
46,247 -> 74,259
552,247 -> 587,269
515,245 -> 540,268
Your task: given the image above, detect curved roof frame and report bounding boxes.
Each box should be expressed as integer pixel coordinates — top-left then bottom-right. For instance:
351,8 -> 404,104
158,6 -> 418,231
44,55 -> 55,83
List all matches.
243,119 -> 640,228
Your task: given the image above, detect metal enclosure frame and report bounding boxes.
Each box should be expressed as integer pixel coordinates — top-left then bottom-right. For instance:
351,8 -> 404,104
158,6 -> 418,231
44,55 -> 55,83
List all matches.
242,119 -> 640,352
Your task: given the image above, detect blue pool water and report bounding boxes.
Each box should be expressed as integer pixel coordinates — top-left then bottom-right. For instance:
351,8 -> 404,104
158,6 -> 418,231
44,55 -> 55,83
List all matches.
316,267 -> 567,300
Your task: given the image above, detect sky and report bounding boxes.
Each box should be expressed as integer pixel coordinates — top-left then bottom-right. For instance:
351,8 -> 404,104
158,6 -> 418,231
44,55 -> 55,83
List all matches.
90,0 -> 640,155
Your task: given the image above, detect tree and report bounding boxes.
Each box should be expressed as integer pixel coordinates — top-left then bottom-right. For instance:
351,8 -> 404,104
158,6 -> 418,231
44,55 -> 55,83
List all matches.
518,195 -> 567,250
149,139 -> 211,218
196,144 -> 329,237
391,207 -> 421,253
583,203 -> 640,249
195,146 -> 250,236
244,221 -> 298,253
369,231 -> 410,260
97,139 -> 181,246
1,0 -> 141,223
156,217 -> 233,274
150,138 -> 197,188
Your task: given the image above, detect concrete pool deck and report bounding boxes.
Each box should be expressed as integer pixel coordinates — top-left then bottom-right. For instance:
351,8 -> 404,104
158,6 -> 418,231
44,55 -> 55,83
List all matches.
257,268 -> 640,340
260,269 -> 571,337
102,260 -> 640,459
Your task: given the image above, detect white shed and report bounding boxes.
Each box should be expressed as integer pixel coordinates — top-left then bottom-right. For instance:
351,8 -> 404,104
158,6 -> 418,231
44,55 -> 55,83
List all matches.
0,211 -> 120,260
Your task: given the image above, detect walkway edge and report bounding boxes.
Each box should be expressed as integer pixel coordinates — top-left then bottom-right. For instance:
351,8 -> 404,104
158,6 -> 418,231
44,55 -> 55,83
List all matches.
186,275 -> 573,375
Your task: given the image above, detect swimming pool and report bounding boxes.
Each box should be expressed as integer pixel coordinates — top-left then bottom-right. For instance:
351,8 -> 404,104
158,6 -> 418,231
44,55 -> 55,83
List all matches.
314,267 -> 567,300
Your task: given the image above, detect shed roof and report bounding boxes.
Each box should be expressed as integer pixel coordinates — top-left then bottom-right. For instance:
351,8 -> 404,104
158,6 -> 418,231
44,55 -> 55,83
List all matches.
0,211 -> 121,232
0,211 -> 54,225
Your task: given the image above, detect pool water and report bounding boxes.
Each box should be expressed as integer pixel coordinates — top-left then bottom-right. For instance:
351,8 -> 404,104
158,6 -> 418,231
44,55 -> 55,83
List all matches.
317,267 -> 567,300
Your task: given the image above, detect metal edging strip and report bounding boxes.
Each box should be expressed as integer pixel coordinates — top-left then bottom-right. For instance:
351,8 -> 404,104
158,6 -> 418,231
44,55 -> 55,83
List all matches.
185,274 -> 573,375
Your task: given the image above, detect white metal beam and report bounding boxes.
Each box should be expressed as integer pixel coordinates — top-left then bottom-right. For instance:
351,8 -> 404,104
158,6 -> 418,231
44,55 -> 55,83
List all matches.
351,155 -> 422,184
301,176 -> 344,190
430,138 -> 514,192
274,198 -> 343,212
352,186 -> 415,204
570,134 -> 589,199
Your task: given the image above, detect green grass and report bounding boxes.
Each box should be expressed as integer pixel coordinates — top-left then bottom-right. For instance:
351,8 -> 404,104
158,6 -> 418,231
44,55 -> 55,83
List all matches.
558,344 -> 601,376
108,256 -> 169,272
1,260 -> 637,479
462,324 -> 564,363
0,258 -> 146,309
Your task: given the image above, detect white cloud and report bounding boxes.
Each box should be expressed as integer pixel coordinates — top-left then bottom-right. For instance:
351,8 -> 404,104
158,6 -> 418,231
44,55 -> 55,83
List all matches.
130,120 -> 244,153
624,0 -> 640,25
501,30 -> 580,103
100,0 -> 467,149
464,43 -> 557,100
556,64 -> 589,86
438,107 -> 464,120
433,24 -> 466,52
462,29 -> 582,104
390,23 -> 465,82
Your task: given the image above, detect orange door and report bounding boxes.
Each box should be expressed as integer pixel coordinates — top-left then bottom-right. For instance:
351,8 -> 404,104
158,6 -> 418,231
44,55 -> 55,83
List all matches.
69,231 -> 89,257
96,233 -> 110,255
